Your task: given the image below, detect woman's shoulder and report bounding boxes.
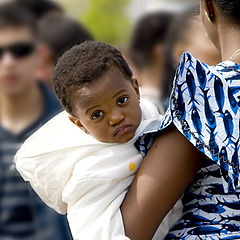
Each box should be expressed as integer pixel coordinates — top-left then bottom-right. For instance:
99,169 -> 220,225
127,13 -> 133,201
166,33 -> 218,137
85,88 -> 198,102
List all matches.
170,52 -> 240,192
136,52 -> 240,193
177,52 -> 240,83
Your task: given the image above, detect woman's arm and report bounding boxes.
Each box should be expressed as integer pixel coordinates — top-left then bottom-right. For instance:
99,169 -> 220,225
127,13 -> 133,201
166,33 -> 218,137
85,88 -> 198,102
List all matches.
121,125 -> 203,240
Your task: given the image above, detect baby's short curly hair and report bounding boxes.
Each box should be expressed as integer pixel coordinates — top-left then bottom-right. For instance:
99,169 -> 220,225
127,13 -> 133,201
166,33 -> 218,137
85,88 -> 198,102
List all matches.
52,41 -> 133,116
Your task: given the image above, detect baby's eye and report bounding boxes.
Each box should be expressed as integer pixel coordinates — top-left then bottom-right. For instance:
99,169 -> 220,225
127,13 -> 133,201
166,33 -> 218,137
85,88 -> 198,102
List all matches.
117,97 -> 128,105
91,111 -> 104,120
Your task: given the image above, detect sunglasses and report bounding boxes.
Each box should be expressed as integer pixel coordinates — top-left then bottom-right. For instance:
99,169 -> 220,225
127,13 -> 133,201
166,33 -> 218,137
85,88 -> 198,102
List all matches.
0,42 -> 35,59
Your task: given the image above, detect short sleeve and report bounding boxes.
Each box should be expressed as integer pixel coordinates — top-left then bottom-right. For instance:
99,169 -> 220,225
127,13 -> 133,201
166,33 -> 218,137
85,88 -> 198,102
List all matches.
137,52 -> 240,193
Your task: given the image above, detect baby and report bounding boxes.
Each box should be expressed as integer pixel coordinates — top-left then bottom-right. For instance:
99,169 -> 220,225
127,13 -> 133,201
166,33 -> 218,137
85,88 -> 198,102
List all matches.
15,41 -> 182,240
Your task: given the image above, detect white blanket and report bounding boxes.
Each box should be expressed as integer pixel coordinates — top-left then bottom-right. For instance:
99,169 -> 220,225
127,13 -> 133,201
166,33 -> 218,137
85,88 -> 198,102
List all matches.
15,99 -> 182,240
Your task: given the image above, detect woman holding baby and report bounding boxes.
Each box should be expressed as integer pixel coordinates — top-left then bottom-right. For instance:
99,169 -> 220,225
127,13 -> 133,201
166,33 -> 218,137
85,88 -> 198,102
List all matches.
121,0 -> 240,239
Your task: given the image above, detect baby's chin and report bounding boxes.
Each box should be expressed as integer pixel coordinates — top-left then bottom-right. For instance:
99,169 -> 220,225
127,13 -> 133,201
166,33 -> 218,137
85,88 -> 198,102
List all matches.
114,131 -> 135,144
96,131 -> 136,144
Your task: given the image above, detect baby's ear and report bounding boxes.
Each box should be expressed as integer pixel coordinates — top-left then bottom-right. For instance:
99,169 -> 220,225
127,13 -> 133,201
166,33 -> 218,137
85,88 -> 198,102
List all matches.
131,78 -> 140,100
68,115 -> 89,134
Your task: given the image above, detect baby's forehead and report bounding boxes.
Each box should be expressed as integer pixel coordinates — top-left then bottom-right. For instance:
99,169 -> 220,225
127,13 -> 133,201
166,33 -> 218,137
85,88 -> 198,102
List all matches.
71,73 -> 132,108
79,69 -> 130,92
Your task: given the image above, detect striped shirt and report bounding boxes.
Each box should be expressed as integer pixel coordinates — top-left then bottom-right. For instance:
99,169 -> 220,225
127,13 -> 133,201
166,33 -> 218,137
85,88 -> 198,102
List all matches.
0,82 -> 72,240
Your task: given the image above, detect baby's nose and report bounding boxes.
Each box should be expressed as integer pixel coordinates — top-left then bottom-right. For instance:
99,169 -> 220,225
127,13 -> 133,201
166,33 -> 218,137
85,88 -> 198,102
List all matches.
109,111 -> 124,126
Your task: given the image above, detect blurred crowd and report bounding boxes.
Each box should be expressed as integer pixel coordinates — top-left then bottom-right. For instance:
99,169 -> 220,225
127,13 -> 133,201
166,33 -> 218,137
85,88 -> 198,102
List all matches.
0,0 -> 221,239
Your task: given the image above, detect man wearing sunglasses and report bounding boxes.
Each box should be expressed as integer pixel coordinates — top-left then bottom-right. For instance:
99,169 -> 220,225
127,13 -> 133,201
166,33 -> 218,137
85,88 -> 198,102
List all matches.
0,3 -> 72,240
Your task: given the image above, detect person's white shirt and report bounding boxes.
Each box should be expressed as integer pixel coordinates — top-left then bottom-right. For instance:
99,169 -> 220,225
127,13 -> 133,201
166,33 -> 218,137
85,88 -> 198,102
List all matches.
15,99 -> 182,240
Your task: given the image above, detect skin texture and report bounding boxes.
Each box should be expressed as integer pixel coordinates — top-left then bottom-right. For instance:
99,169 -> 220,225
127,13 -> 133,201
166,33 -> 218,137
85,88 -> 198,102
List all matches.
69,66 -> 142,144
121,0 -> 240,239
174,16 -> 221,66
201,0 -> 240,62
121,126 -> 203,240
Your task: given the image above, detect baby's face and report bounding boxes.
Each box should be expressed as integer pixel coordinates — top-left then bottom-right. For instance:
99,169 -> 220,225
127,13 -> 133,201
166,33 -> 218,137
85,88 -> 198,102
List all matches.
69,67 -> 142,143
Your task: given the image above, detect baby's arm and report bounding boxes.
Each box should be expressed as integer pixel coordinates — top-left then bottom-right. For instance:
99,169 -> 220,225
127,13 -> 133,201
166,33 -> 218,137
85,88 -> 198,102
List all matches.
121,125 -> 203,240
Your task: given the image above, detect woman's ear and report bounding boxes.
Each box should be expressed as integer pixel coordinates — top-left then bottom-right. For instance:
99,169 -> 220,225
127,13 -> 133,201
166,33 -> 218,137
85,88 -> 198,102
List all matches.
131,78 -> 140,100
203,0 -> 215,22
68,116 -> 89,134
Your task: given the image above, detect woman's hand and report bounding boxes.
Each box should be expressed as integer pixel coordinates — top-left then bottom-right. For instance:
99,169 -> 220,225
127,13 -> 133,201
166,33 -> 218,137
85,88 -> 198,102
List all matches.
121,125 -> 203,240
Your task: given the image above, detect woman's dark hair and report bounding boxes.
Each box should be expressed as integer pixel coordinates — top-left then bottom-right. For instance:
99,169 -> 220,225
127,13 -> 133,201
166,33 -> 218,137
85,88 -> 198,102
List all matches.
214,0 -> 240,23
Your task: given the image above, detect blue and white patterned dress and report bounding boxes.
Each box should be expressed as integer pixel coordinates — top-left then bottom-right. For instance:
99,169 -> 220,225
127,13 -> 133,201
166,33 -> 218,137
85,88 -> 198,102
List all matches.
135,53 -> 240,239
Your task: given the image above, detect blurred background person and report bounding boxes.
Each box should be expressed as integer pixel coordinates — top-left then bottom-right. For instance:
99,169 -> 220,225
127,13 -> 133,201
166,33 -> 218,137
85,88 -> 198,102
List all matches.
128,12 -> 175,113
37,13 -> 93,86
146,0 -> 199,13
11,0 -> 93,86
161,6 -> 221,110
0,3 -> 72,239
126,0 -> 201,113
12,0 -> 63,19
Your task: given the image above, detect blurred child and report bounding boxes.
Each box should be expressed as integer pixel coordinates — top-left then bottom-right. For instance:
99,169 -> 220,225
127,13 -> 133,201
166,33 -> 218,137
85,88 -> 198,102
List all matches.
129,12 -> 174,113
15,41 -> 182,240
37,13 -> 93,86
0,3 -> 72,239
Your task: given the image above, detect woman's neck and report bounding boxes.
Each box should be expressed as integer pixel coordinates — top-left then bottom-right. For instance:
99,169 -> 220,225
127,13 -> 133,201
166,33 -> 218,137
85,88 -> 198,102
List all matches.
218,22 -> 240,63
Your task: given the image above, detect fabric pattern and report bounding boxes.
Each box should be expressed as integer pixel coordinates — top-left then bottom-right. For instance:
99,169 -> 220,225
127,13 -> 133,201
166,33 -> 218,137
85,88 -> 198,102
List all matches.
135,53 -> 240,239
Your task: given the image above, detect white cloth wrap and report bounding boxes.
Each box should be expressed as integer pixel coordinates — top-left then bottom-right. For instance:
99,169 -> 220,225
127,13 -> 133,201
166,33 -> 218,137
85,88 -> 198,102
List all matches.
15,99 -> 182,240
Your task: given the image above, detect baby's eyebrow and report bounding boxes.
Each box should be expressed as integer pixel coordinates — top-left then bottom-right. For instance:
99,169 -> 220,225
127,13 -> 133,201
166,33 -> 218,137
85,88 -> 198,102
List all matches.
86,105 -> 101,114
112,89 -> 127,99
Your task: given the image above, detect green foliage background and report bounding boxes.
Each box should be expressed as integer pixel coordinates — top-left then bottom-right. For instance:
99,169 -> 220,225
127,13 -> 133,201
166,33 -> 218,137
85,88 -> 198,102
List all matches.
58,0 -> 131,45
